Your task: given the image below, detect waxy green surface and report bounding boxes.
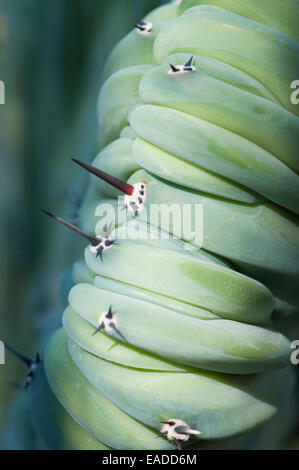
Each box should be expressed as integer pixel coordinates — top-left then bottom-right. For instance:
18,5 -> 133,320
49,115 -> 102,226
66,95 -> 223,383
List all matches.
69,332 -> 294,439
154,8 -> 299,115
30,363 -> 110,450
67,283 -> 290,373
35,0 -> 299,449
45,329 -> 175,450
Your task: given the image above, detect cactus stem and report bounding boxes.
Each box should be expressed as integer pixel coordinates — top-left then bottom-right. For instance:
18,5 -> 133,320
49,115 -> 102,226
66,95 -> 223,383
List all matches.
110,323 -> 127,343
91,322 -> 105,337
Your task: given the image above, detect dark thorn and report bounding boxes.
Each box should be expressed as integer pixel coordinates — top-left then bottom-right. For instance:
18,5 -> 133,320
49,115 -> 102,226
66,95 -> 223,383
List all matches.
155,432 -> 167,439
72,159 -> 134,196
161,420 -> 175,426
134,24 -> 144,31
91,237 -> 101,247
42,210 -> 97,245
91,322 -> 104,337
110,323 -> 127,343
105,239 -> 115,247
104,221 -> 113,238
174,425 -> 190,436
175,439 -> 183,451
5,344 -> 33,368
132,16 -> 146,26
106,305 -> 113,320
170,64 -> 179,73
96,245 -> 104,258
96,247 -> 104,263
24,375 -> 33,389
184,56 -> 193,68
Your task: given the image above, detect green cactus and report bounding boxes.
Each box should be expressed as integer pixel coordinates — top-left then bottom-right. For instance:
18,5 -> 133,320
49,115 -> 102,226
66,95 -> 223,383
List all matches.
9,0 -> 299,449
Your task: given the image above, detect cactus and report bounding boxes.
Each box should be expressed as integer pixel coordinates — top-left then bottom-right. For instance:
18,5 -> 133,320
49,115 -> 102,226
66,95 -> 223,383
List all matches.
9,0 -> 299,450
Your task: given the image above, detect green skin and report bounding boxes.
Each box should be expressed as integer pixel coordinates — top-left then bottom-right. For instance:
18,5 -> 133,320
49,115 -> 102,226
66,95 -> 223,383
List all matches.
29,0 -> 299,449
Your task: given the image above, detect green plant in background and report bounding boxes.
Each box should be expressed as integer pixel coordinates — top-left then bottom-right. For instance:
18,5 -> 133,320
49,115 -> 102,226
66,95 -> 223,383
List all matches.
2,0 -> 299,450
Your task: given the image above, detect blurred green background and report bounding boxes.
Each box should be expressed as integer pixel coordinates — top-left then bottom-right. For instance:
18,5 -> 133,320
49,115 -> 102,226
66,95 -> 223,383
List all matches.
0,0 -> 167,448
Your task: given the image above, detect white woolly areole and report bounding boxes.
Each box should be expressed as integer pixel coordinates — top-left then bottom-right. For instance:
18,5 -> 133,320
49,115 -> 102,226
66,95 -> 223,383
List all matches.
28,362 -> 38,375
89,234 -> 114,254
168,65 -> 196,75
124,182 -> 146,215
136,21 -> 152,36
98,310 -> 117,333
161,419 -> 202,442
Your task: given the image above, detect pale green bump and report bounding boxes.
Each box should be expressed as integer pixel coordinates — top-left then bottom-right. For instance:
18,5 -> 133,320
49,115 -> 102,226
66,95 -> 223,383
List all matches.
153,7 -> 299,114
83,239 -> 274,324
132,137 -> 260,203
139,59 -> 299,174
127,169 -> 299,305
63,306 -> 187,372
129,105 -> 299,214
44,329 -> 175,450
103,20 -> 166,80
67,283 -> 290,374
30,363 -> 110,450
69,339 -> 295,440
161,52 -> 280,102
120,125 -> 138,140
178,1 -> 299,40
94,274 -> 222,320
98,65 -> 153,148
